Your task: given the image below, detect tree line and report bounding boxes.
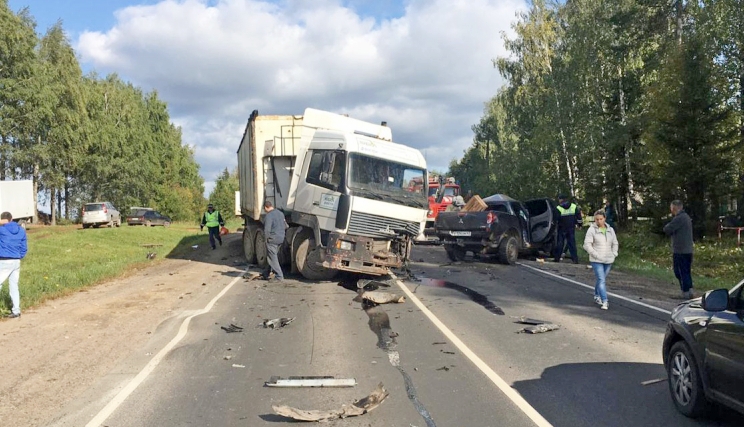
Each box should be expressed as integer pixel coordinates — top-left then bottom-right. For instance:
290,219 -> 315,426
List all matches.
451,0 -> 743,237
0,2 -> 205,224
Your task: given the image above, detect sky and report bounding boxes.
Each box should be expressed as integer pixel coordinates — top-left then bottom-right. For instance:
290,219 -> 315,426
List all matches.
8,0 -> 525,196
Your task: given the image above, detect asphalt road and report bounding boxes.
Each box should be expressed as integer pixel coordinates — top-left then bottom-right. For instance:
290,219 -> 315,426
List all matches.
50,245 -> 744,427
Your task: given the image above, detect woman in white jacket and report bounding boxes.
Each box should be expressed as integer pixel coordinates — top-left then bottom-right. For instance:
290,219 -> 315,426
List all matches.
583,210 -> 619,310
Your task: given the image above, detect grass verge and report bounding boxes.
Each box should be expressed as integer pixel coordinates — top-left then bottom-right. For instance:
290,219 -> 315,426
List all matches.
0,221 -> 231,316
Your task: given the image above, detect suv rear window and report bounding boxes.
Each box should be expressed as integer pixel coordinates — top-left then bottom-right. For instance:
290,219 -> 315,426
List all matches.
131,209 -> 149,217
85,204 -> 104,211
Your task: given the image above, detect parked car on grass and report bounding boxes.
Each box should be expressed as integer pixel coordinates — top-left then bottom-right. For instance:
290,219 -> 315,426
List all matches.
127,209 -> 171,227
82,202 -> 121,228
663,279 -> 744,418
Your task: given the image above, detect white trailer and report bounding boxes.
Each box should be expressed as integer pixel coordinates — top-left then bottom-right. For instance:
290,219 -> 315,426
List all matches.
237,108 -> 429,280
0,180 -> 34,224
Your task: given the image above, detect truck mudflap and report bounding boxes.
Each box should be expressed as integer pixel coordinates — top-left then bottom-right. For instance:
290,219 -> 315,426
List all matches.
321,232 -> 404,276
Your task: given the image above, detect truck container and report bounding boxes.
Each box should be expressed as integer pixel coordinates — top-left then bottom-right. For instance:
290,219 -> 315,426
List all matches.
237,108 -> 429,280
0,180 -> 34,225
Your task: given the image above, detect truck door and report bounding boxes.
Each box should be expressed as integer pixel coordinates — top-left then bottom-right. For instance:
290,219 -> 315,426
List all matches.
524,198 -> 555,244
296,150 -> 345,231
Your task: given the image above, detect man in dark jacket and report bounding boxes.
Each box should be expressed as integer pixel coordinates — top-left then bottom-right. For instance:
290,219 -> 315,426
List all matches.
663,200 -> 694,298
0,212 -> 28,318
200,203 -> 225,250
262,200 -> 285,282
553,195 -> 582,263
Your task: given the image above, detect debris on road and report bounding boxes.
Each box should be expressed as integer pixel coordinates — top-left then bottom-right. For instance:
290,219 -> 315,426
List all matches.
641,378 -> 666,386
243,272 -> 261,280
146,252 -> 157,260
221,324 -> 244,333
440,350 -> 455,355
232,364 -> 245,368
265,376 -> 357,388
519,324 -> 560,334
357,279 -> 391,289
262,317 -> 295,329
436,366 -> 450,371
361,291 -> 406,304
432,342 -> 446,345
512,316 -> 551,325
272,383 -> 388,422
191,245 -> 198,249
224,355 -> 233,360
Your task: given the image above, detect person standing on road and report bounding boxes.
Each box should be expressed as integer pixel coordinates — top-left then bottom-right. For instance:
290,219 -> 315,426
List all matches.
583,210 -> 618,310
663,200 -> 694,299
262,200 -> 285,282
0,212 -> 27,318
200,203 -> 224,250
553,194 -> 582,264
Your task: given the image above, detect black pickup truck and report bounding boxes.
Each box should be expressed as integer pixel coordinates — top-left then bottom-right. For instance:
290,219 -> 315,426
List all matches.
434,194 -> 557,264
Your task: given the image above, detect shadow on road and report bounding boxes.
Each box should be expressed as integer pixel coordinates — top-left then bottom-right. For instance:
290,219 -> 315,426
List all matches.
165,233 -> 249,271
513,362 -> 744,427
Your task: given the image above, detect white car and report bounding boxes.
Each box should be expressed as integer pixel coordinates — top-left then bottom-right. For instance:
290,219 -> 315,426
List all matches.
82,202 -> 121,228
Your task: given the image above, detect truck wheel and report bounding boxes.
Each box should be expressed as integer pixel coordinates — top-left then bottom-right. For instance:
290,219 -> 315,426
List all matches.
255,229 -> 268,268
243,226 -> 257,264
499,236 -> 519,265
445,245 -> 466,262
295,232 -> 337,281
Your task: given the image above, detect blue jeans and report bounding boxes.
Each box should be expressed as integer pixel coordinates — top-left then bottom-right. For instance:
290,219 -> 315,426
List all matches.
0,259 -> 21,315
591,262 -> 612,303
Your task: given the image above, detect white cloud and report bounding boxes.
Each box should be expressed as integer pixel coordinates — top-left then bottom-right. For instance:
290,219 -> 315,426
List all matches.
76,0 -> 525,194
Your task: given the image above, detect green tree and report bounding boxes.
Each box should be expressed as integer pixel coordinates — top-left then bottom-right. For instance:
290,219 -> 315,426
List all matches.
208,168 -> 238,221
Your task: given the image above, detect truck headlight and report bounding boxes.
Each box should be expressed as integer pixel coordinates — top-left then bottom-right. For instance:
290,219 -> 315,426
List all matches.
336,240 -> 355,251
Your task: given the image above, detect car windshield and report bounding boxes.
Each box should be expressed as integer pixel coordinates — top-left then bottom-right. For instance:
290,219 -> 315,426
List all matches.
443,187 -> 458,197
348,153 -> 427,208
85,204 -> 104,212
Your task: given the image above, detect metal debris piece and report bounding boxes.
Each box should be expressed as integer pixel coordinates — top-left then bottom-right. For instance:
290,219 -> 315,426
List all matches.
641,378 -> 666,386
265,376 -> 357,388
263,317 -> 295,329
232,364 -> 245,368
440,350 -> 455,355
361,291 -> 406,304
519,324 -> 560,334
436,366 -> 450,371
272,383 -> 389,422
513,316 -> 550,325
221,324 -> 244,333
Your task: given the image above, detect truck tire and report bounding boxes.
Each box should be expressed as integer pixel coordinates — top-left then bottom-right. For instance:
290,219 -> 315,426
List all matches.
255,229 -> 268,268
243,226 -> 257,264
445,245 -> 466,262
499,236 -> 519,265
295,231 -> 337,281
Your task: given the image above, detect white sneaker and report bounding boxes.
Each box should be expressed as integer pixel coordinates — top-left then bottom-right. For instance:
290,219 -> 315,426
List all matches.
600,302 -> 609,310
594,296 -> 602,305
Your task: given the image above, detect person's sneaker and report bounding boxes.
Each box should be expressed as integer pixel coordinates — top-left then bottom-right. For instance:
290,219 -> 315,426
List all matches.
8,313 -> 20,318
212,246 -> 216,250
687,289 -> 694,298
600,302 -> 609,310
594,296 -> 602,305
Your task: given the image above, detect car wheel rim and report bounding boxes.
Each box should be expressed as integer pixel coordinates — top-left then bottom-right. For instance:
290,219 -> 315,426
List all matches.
671,352 -> 692,406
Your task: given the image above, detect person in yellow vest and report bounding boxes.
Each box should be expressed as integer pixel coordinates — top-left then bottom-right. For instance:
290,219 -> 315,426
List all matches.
200,203 -> 225,250
553,194 -> 582,263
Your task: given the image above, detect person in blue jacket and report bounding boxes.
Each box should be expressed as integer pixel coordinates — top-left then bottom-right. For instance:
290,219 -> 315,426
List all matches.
0,211 -> 28,318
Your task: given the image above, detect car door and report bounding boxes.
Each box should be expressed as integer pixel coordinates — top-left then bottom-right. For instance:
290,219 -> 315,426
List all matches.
704,283 -> 744,406
524,198 -> 555,244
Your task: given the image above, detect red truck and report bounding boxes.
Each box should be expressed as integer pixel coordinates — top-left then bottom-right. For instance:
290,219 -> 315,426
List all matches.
424,175 -> 461,240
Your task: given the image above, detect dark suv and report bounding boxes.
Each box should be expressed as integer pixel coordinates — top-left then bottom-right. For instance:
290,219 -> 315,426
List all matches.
663,279 -> 744,417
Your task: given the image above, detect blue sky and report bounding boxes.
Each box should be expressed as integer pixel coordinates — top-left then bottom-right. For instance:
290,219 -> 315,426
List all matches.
7,0 -> 524,195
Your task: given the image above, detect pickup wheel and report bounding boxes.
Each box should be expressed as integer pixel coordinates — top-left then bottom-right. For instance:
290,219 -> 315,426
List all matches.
445,245 -> 467,262
499,236 -> 519,265
255,229 -> 268,268
243,226 -> 257,264
295,231 -> 337,281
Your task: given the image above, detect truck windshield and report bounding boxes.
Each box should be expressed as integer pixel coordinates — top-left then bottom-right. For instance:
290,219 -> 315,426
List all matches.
348,153 -> 427,208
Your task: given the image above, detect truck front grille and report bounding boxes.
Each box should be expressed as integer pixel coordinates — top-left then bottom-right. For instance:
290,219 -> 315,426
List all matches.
348,211 -> 420,238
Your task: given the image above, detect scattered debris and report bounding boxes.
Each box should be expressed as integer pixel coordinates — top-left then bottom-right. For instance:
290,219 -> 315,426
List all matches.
389,331 -> 399,338
436,366 -> 450,371
140,244 -> 163,248
265,376 -> 357,388
224,355 -> 233,360
243,272 -> 261,280
191,245 -> 198,249
641,378 -> 666,386
232,364 -> 245,368
262,317 -> 295,329
361,291 -> 406,304
440,350 -> 455,355
221,324 -> 244,333
512,316 -> 551,325
272,383 -> 388,422
432,342 -> 447,345
146,252 -> 156,260
519,324 -> 560,334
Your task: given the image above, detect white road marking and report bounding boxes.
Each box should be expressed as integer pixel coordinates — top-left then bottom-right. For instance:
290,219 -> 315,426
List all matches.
518,263 -> 671,315
393,276 -> 555,427
85,269 -> 248,427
